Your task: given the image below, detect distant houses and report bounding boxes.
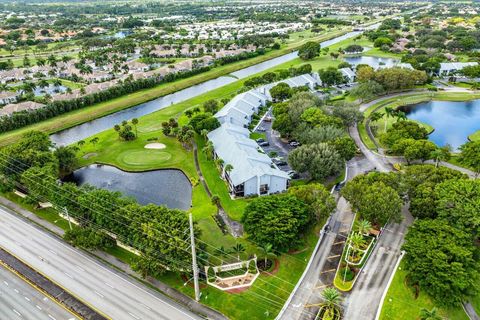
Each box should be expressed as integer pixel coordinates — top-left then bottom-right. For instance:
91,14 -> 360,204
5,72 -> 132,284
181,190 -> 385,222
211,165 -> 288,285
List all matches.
207,73 -> 321,197
438,62 -> 478,76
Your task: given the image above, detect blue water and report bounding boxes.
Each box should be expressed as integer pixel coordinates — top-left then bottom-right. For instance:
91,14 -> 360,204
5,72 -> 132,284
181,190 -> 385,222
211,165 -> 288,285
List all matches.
402,100 -> 480,150
343,56 -> 398,69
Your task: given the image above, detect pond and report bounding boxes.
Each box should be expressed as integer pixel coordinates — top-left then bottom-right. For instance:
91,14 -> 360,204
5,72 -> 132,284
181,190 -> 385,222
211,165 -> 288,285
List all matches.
343,55 -> 398,69
401,99 -> 480,150
65,164 -> 192,210
34,84 -> 68,97
51,24 -> 379,146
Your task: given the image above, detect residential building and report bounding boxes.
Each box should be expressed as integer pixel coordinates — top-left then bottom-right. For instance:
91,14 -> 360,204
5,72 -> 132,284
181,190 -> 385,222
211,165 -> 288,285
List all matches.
439,62 -> 478,76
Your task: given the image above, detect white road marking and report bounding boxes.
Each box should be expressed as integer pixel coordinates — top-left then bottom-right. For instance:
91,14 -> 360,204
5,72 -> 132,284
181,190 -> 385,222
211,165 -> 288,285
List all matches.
36,305 -> 42,310
104,282 -> 114,289
142,304 -> 151,310
24,296 -> 30,301
48,315 -> 57,320
14,289 -> 19,293
49,249 -> 57,255
64,272 -> 73,279
13,309 -> 21,317
94,290 -> 104,298
76,265 -> 85,272
128,312 -> 140,320
3,281 -> 8,286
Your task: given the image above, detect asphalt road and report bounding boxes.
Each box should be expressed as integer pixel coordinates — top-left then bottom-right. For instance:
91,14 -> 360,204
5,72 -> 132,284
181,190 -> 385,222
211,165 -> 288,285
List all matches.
0,207 -> 202,320
0,265 -> 77,320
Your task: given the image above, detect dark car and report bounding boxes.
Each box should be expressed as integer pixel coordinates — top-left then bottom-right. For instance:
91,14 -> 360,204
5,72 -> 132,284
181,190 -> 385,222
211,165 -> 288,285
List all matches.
256,138 -> 265,143
273,159 -> 288,166
289,141 -> 300,147
258,141 -> 270,147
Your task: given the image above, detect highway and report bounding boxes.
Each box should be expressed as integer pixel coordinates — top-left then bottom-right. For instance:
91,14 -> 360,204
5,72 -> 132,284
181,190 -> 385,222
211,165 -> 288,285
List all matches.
0,264 -> 77,320
0,207 -> 202,320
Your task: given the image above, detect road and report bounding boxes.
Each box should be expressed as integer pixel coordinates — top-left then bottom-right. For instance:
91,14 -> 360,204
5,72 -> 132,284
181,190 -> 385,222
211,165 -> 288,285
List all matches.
279,154 -> 376,320
0,207 -> 202,320
0,264 -> 77,320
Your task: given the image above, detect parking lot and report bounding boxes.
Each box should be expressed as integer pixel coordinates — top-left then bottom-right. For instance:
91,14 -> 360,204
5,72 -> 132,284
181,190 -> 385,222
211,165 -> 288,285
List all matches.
254,109 -> 295,173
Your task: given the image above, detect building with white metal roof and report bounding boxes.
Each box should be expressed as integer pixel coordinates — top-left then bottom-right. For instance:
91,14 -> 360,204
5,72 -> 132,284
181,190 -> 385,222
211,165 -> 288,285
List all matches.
439,62 -> 478,76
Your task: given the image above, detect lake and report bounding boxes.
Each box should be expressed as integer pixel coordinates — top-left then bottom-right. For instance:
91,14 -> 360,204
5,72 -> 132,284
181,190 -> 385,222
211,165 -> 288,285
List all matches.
51,26 -> 380,146
343,55 -> 398,69
401,99 -> 480,150
65,164 -> 192,210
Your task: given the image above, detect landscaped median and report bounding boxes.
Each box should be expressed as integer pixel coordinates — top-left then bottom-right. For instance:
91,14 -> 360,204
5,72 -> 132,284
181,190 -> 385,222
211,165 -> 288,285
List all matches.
333,218 -> 378,292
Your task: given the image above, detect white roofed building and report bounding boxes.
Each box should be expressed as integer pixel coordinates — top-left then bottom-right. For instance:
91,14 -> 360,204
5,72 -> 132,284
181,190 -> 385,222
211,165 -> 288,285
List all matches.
439,62 -> 478,76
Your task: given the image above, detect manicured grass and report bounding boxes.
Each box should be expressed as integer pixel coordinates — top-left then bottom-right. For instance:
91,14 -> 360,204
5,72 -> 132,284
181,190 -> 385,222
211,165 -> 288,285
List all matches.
0,28 -> 350,147
380,262 -> 469,320
471,294 -> 480,315
361,92 -> 480,150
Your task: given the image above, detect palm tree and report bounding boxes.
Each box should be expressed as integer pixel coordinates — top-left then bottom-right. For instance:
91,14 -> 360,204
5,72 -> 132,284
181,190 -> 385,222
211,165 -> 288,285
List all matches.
47,54 -> 57,67
77,140 -> 85,147
369,111 -> 383,125
395,110 -> 407,121
89,137 -> 99,149
200,129 -> 208,140
211,194 -> 220,207
223,164 -> 233,178
132,118 -> 139,137
355,220 -> 372,236
431,145 -> 451,168
38,79 -> 49,89
348,232 -> 366,260
52,79 -> 62,87
202,141 -> 214,160
258,243 -> 276,266
231,243 -> 245,261
419,307 -> 441,320
321,287 -> 342,309
215,158 -> 224,171
384,107 -> 396,132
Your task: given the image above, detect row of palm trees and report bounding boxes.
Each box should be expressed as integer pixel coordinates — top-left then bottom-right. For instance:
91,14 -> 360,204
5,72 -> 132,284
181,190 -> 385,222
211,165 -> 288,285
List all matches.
370,106 -> 408,133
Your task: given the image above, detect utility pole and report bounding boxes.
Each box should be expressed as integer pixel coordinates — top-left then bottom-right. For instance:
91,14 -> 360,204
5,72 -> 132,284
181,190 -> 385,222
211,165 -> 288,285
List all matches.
63,207 -> 72,230
189,213 -> 200,301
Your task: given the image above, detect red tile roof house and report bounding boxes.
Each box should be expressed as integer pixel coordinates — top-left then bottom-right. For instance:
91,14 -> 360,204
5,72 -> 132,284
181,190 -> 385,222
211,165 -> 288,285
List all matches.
0,101 -> 46,117
0,91 -> 20,105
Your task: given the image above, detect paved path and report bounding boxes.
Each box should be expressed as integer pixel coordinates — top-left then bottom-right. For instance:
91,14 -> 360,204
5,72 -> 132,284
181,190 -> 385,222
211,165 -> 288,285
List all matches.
0,206 -> 202,320
0,264 -> 77,320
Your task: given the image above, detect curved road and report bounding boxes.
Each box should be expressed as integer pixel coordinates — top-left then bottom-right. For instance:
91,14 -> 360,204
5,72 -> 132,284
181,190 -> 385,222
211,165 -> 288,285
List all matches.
0,207 -> 202,320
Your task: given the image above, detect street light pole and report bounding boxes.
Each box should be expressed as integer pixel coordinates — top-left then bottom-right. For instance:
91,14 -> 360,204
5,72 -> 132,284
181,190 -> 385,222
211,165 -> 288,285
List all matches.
63,207 -> 72,230
189,213 -> 200,301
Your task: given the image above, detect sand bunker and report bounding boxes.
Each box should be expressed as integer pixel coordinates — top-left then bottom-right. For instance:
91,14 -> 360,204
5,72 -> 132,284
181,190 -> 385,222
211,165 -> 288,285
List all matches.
144,143 -> 166,149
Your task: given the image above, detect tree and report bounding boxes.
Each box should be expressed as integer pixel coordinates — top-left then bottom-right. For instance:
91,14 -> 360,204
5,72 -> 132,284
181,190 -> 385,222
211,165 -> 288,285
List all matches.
374,37 -> 393,48
430,146 -> 451,168
288,183 -> 335,222
202,141 -> 214,160
458,140 -> 480,177
211,194 -> 220,206
288,143 -> 343,181
203,99 -> 219,114
318,67 -> 345,86
369,111 -> 384,126
270,82 -> 293,101
435,179 -> 480,237
355,220 -> 372,236
89,137 -> 99,148
258,243 -> 276,266
350,80 -> 385,101
342,180 -> 402,226
131,118 -> 139,137
419,308 -> 441,320
241,194 -> 312,251
402,219 -> 479,306
330,136 -> 357,161
231,243 -> 245,261
403,140 -> 437,164
356,66 -> 375,83
328,102 -> 364,126
298,41 -> 321,60
321,287 -> 342,308
54,146 -> 78,177
380,121 -> 429,148
224,164 -> 233,177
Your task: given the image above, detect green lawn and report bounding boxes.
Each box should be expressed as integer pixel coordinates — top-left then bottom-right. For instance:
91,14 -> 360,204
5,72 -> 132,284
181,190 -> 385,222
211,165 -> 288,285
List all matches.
0,28 -> 350,147
361,92 -> 480,150
380,262 -> 469,320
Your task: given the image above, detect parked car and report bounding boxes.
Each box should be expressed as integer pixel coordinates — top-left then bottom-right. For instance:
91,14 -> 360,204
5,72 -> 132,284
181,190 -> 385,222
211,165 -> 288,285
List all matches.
256,138 -> 265,143
257,127 -> 266,132
287,170 -> 299,179
289,141 -> 300,147
273,158 -> 287,166
258,141 -> 270,147
264,116 -> 272,122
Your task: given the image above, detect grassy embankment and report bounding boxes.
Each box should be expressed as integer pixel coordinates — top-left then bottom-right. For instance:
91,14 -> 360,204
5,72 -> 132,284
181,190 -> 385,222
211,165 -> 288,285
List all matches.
0,28 -> 350,146
359,91 -> 480,151
379,262 -> 470,320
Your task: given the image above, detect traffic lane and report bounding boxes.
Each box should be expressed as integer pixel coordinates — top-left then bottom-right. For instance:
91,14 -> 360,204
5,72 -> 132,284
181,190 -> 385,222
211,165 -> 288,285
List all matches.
0,208 -> 201,320
0,265 -> 76,320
